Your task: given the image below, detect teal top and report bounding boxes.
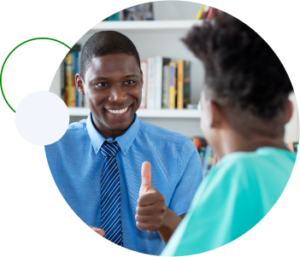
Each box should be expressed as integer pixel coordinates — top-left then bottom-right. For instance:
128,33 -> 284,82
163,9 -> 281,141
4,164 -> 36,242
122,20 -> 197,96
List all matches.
162,147 -> 296,256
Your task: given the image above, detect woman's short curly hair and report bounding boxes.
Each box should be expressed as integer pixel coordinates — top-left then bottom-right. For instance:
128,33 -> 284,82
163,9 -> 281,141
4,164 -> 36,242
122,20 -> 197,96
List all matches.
182,11 -> 293,120
79,31 -> 141,81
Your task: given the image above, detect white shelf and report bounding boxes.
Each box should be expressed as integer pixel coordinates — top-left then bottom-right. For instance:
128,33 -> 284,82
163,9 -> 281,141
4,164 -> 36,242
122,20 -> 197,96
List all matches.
68,108 -> 201,118
90,20 -> 203,32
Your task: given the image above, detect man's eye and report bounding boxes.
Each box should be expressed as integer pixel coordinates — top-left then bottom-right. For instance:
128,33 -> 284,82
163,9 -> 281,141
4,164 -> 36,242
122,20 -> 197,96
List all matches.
96,82 -> 107,87
125,80 -> 135,85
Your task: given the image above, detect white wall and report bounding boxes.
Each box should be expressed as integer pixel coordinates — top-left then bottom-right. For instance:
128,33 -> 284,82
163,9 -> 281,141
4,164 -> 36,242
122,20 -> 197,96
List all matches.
49,0 -> 299,142
285,93 -> 299,143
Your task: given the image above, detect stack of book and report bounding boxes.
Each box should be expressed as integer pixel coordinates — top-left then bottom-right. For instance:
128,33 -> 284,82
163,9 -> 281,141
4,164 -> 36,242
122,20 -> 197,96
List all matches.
195,5 -> 218,20
192,139 -> 299,178
140,57 -> 191,110
61,44 -> 87,107
61,51 -> 192,109
103,2 -> 154,21
192,137 -> 218,177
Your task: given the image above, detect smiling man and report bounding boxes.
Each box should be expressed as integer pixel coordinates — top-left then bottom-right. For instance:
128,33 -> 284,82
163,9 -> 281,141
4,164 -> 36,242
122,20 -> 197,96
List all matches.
45,31 -> 202,255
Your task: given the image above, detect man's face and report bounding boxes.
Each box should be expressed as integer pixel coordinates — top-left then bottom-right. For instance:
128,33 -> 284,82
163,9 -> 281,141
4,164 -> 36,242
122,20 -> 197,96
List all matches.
78,53 -> 143,138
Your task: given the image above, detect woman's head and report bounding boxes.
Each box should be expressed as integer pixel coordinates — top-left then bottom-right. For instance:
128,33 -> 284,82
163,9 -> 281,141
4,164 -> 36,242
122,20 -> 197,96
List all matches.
183,11 -> 293,151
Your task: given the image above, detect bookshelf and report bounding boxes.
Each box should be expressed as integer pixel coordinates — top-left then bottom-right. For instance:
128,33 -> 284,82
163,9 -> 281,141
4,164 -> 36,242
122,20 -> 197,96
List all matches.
90,20 -> 203,31
68,107 -> 201,118
50,19 -> 205,137
50,20 -> 299,141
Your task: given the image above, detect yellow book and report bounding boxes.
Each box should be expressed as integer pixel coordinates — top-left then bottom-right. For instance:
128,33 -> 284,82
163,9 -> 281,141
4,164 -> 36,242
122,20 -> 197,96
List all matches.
64,53 -> 74,107
195,4 -> 206,20
169,62 -> 176,109
177,60 -> 184,109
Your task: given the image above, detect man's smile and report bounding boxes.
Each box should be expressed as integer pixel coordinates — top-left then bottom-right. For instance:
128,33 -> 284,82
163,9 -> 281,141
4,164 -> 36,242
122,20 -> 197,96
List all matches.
106,105 -> 130,115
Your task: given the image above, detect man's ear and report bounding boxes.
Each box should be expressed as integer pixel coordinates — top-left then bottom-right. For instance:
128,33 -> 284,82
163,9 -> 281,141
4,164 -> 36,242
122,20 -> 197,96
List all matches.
140,68 -> 144,89
75,73 -> 85,95
285,100 -> 294,124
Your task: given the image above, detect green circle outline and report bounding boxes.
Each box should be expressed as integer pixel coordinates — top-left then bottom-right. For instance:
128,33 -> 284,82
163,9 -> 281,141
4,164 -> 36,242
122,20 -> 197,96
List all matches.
0,37 -> 71,113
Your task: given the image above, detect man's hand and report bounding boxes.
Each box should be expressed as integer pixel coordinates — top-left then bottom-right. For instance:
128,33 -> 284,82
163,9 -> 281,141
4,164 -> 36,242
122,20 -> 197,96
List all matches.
89,226 -> 105,236
136,162 -> 167,233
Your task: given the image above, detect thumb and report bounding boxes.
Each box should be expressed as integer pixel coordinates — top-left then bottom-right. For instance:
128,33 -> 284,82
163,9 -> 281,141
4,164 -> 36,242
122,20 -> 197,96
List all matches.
140,161 -> 152,194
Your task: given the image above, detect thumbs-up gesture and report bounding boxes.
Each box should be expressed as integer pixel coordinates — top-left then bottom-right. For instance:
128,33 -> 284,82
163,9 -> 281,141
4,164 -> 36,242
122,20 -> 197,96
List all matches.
136,162 -> 167,233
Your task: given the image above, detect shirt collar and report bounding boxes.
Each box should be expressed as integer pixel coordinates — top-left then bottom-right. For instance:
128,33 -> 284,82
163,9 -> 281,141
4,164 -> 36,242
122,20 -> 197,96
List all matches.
86,112 -> 140,155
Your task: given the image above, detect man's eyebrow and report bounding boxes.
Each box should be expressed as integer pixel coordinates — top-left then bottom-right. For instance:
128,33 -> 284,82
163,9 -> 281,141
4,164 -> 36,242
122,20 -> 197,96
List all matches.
91,74 -> 139,82
124,74 -> 139,78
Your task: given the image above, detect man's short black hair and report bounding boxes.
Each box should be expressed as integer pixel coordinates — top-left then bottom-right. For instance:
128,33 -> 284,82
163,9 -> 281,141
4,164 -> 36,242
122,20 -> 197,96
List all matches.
182,11 -> 293,121
79,31 -> 141,80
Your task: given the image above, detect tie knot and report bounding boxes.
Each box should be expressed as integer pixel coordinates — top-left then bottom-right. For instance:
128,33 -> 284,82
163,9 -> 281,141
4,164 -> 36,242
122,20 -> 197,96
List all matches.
100,141 -> 120,157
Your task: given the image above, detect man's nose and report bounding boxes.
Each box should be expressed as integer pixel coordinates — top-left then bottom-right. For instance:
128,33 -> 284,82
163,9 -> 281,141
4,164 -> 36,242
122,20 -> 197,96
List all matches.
108,85 -> 126,103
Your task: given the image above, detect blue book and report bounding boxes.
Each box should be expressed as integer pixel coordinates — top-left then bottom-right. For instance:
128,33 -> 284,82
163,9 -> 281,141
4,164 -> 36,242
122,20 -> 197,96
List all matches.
71,52 -> 79,107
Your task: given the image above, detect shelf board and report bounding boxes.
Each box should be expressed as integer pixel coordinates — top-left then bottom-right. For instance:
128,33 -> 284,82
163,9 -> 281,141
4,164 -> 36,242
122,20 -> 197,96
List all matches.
90,20 -> 203,32
68,108 -> 201,118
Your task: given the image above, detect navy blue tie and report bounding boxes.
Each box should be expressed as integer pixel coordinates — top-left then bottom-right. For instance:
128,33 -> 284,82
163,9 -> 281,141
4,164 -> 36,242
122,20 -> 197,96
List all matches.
100,141 -> 123,246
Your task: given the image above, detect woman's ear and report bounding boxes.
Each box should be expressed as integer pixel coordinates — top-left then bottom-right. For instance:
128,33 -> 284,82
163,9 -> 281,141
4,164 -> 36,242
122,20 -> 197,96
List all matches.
75,74 -> 85,95
209,101 -> 223,128
285,100 -> 294,124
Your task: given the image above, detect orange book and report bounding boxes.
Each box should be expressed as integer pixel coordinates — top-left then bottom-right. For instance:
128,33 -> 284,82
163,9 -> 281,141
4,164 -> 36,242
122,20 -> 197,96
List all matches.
177,60 -> 184,109
64,53 -> 74,107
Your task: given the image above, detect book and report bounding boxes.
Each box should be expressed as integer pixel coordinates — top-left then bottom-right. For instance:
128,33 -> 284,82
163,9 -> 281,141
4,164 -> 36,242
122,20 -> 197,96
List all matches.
162,64 -> 170,109
140,60 -> 147,109
202,145 -> 216,176
183,60 -> 191,108
287,142 -> 300,153
64,53 -> 74,107
177,60 -> 191,109
62,45 -> 81,107
72,51 -> 79,107
123,3 -> 154,20
169,62 -> 176,109
177,60 -> 184,109
200,5 -> 211,19
195,5 -> 206,20
60,60 -> 66,105
147,57 -> 155,109
174,64 -> 178,109
154,56 -> 171,109
104,12 -> 120,21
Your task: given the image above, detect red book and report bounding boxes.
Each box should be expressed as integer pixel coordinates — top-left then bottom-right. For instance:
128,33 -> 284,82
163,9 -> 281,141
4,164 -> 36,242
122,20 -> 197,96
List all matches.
206,5 -> 214,19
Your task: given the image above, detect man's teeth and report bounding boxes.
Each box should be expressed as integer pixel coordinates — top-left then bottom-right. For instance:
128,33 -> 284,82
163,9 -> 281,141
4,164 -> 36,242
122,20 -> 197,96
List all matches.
108,107 -> 128,114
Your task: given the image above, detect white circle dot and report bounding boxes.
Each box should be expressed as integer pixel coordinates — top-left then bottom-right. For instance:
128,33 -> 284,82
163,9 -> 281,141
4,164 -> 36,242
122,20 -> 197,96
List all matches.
15,91 -> 69,145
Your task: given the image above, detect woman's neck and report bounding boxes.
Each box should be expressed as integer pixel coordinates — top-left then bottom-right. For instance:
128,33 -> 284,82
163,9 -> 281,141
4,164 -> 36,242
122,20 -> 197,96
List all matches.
216,129 -> 289,159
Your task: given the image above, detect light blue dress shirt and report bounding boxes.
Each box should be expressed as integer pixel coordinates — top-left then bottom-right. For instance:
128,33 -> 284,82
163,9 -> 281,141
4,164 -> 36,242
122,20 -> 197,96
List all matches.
45,113 -> 202,255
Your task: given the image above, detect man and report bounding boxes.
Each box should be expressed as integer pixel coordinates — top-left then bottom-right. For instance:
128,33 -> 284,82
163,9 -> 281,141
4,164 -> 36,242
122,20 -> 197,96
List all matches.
45,31 -> 202,255
161,12 -> 296,256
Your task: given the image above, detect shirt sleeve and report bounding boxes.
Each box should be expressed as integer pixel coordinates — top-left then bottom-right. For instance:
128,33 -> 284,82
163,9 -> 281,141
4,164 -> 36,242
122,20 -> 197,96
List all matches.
168,139 -> 203,216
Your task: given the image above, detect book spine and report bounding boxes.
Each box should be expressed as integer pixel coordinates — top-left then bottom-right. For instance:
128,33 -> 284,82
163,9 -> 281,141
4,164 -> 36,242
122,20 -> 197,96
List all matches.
195,4 -> 206,20
162,64 -> 170,108
177,60 -> 184,109
288,142 -> 295,153
61,60 -> 66,104
169,62 -> 176,109
147,58 -> 155,109
140,60 -> 147,109
174,64 -> 178,108
183,60 -> 191,108
202,145 -> 211,176
207,7 -> 215,19
154,56 -> 163,109
65,53 -> 73,107
72,52 -> 79,107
